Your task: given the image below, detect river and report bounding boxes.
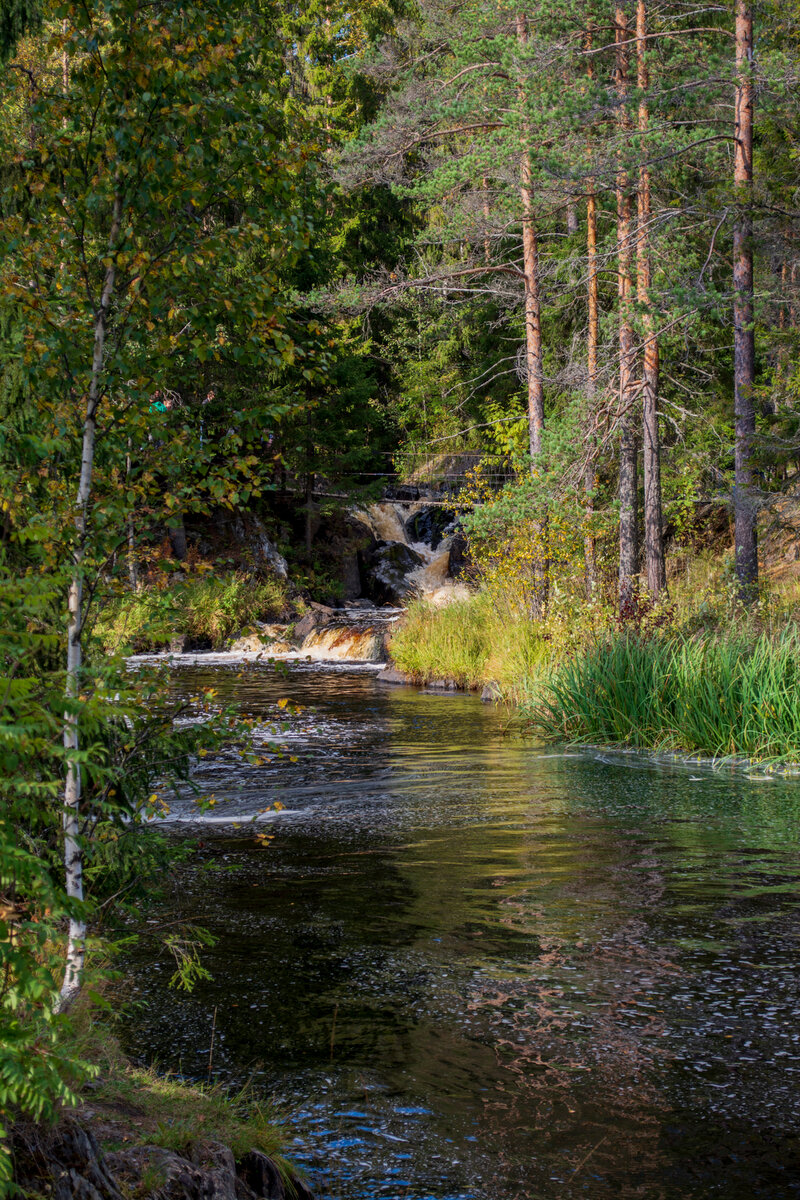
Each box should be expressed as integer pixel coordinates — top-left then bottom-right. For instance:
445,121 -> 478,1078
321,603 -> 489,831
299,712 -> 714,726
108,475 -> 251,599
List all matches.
123,656 -> 800,1199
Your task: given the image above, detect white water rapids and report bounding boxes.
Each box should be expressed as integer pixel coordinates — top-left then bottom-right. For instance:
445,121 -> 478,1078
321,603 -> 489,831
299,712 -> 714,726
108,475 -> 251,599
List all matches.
352,499 -> 470,608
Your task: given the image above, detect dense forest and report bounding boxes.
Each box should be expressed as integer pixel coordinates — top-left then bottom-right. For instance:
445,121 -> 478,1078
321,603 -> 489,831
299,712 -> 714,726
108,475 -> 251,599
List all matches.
2,0 -> 800,1191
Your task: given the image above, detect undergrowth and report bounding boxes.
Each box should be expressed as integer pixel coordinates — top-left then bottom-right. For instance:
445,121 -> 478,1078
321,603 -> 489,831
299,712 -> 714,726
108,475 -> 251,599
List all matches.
95,573 -> 290,653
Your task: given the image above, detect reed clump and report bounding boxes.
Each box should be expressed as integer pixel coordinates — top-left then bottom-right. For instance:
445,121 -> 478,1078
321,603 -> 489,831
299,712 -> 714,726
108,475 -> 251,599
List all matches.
528,627 -> 800,763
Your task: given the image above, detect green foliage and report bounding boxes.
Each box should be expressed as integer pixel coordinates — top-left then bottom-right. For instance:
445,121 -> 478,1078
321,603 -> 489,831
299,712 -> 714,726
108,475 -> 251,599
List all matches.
530,628 -> 800,763
0,0 -> 40,62
96,575 -> 290,653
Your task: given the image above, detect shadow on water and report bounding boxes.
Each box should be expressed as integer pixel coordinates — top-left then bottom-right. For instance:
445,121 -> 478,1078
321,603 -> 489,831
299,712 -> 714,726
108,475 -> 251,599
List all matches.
122,658 -> 800,1199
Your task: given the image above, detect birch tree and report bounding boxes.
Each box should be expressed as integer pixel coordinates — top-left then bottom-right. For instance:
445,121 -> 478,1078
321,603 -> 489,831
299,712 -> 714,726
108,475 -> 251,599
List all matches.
1,0 -> 308,1005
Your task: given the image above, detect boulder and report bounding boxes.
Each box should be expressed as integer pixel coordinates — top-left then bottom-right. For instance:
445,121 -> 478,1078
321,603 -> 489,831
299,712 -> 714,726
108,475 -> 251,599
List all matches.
106,1142 -> 238,1200
291,613 -> 317,643
448,531 -> 471,580
377,665 -> 414,685
10,1119 -> 314,1200
230,515 -> 289,580
405,507 -> 457,550
238,1151 -> 285,1200
230,633 -> 292,655
359,541 -> 424,606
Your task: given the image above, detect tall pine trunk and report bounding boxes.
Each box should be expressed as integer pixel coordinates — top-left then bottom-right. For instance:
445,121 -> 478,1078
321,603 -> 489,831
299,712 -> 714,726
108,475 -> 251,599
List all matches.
733,0 -> 757,600
585,180 -> 599,599
584,21 -> 598,599
616,5 -> 638,613
61,193 -> 123,1008
516,12 -> 544,459
516,11 -> 548,613
636,0 -> 666,599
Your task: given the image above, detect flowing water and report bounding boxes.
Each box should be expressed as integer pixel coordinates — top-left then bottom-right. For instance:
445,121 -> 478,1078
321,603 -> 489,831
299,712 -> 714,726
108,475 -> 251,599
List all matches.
123,657 -> 800,1199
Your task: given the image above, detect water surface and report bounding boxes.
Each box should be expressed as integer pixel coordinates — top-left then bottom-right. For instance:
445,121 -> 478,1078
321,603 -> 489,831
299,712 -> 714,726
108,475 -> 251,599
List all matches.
123,658 -> 800,1199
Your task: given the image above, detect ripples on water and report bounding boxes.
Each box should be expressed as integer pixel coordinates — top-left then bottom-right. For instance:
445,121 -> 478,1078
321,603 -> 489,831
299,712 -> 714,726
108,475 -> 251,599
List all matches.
122,657 -> 800,1199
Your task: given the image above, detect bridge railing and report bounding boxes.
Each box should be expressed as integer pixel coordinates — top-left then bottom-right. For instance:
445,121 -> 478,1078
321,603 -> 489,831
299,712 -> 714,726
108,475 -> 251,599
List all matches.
391,450 -> 519,492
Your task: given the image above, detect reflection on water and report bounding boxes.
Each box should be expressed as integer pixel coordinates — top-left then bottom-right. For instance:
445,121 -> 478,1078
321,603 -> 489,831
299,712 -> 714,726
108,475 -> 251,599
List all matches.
122,659 -> 800,1199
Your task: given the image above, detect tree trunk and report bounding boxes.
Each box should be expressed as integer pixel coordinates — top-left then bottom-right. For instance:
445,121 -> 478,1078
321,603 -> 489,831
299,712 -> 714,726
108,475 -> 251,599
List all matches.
482,175 -> 491,264
584,184 -> 599,599
616,5 -> 638,614
636,0 -> 666,600
516,12 -> 544,461
733,0 -> 757,600
584,21 -> 598,599
126,439 -> 138,591
61,192 -> 123,1008
516,12 -> 548,613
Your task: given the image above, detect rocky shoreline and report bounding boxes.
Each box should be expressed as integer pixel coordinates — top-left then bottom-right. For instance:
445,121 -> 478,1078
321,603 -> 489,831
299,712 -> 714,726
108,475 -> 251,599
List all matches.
11,1118 -> 315,1200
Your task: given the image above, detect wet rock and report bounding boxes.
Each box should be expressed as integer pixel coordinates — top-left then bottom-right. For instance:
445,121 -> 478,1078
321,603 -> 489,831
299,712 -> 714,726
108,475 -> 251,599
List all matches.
377,666 -> 414,685
384,484 -> 421,502
448,531 -> 471,580
340,553 -> 362,601
170,634 -> 188,654
230,633 -> 293,655
423,678 -> 461,691
405,506 -> 457,550
308,603 -> 335,626
291,613 -> 317,643
238,1151 -> 285,1200
480,682 -> 502,703
359,541 -> 424,606
346,598 -> 377,610
284,1171 -> 315,1200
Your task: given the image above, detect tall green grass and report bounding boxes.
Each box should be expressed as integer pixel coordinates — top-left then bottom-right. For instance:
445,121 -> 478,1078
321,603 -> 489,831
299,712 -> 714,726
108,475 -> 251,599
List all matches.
389,593 -> 550,696
529,628 -> 800,762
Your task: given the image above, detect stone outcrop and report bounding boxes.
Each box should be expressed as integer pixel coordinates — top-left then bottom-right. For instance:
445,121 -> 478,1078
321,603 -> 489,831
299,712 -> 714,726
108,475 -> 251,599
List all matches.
359,540 -> 424,606
11,1120 -> 315,1200
404,506 -> 457,551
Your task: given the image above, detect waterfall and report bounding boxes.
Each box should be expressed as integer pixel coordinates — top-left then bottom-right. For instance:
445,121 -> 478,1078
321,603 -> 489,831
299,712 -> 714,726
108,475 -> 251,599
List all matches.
353,499 -> 470,607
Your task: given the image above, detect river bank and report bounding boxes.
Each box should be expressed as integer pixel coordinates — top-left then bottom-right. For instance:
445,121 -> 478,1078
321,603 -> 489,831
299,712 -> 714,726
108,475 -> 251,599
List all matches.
10,1021 -> 313,1200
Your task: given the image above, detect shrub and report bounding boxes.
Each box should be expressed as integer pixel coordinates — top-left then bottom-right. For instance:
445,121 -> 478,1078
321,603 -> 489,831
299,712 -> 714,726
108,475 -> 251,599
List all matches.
96,574 -> 290,653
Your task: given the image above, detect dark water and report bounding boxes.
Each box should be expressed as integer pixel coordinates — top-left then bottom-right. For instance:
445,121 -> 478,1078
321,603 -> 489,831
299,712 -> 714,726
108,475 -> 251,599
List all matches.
124,657 -> 800,1199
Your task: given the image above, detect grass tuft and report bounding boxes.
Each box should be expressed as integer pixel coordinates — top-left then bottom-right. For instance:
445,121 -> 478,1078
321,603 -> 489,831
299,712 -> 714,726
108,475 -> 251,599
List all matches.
389,592 -> 551,698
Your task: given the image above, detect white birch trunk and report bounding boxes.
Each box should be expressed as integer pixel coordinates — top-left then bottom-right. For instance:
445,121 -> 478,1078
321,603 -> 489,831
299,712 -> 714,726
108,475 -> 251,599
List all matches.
60,192 -> 123,1008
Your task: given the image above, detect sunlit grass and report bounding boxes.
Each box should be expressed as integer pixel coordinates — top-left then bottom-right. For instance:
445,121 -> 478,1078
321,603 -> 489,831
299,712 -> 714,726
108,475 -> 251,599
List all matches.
389,591 -> 552,697
95,573 -> 289,653
528,626 -> 800,762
